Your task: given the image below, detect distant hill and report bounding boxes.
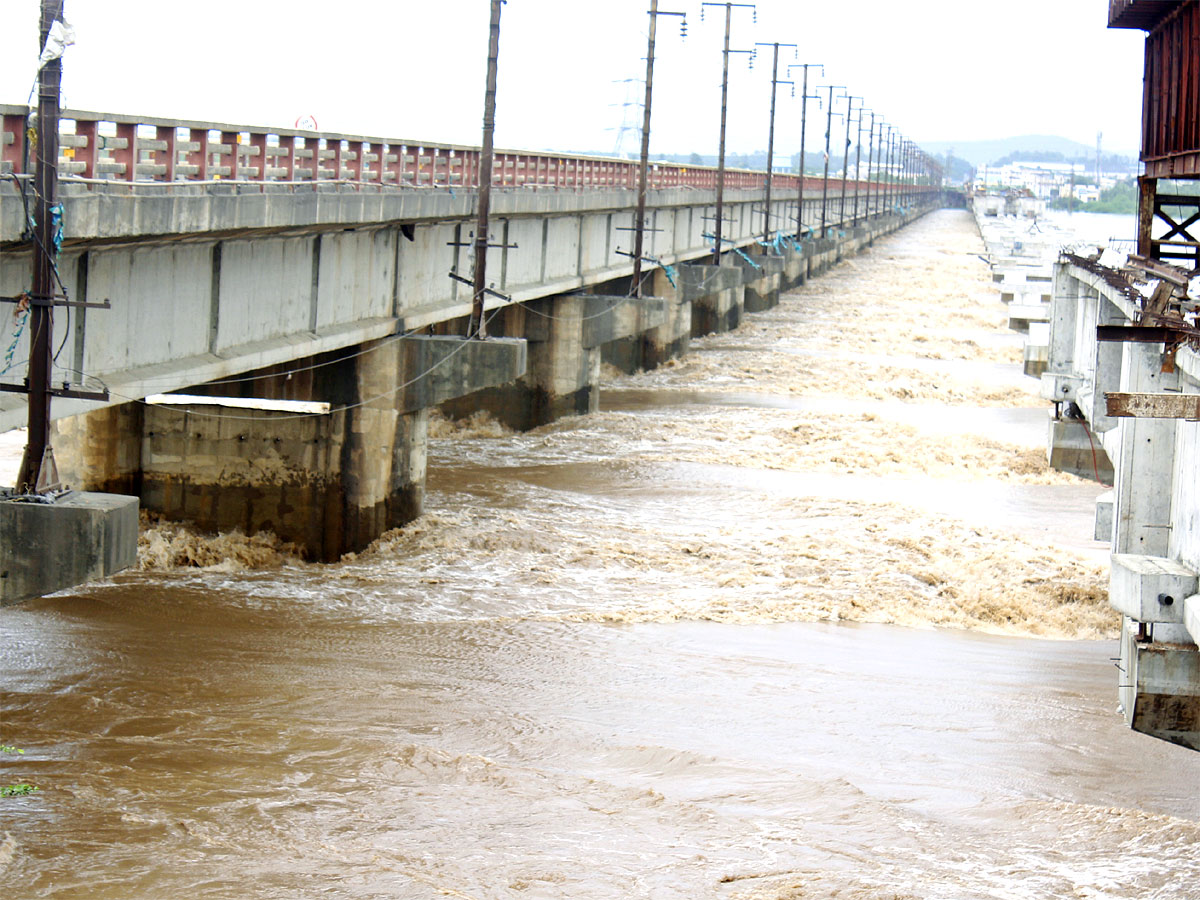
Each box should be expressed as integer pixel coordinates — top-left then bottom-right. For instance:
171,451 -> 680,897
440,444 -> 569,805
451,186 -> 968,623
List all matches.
921,135 -> 1138,170
568,134 -> 1139,176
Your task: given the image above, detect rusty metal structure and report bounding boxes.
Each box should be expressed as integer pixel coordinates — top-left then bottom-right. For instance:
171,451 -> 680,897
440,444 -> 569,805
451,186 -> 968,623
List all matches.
1110,0 -> 1200,270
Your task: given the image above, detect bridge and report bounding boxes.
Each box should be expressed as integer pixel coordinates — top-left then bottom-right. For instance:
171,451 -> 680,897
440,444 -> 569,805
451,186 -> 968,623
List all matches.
0,104 -> 941,580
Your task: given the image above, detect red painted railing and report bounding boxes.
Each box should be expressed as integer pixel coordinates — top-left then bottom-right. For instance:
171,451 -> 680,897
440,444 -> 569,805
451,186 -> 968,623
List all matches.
0,105 -> 939,196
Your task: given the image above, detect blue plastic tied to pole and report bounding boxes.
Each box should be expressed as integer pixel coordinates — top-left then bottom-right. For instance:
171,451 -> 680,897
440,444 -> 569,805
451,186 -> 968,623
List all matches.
2,304 -> 29,375
758,231 -> 792,256
645,255 -> 678,289
734,247 -> 762,271
50,203 -> 64,257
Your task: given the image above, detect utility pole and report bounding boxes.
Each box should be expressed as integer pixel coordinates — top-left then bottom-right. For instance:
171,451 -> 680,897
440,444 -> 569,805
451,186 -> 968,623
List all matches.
886,127 -> 897,213
839,95 -> 860,231
632,0 -> 687,298
852,108 -> 869,224
701,1 -> 755,265
17,0 -> 64,493
905,141 -> 913,208
787,63 -> 822,240
470,0 -> 504,338
755,41 -> 796,246
819,85 -> 845,239
865,112 -> 878,221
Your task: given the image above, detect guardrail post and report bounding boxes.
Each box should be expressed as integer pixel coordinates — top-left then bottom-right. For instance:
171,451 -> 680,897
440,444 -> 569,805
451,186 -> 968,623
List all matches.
113,121 -> 136,182
187,127 -> 208,180
220,131 -> 240,180
250,132 -> 267,181
328,139 -> 343,181
277,134 -> 295,180
76,118 -> 99,179
155,125 -> 176,181
1,113 -> 26,174
365,141 -> 382,184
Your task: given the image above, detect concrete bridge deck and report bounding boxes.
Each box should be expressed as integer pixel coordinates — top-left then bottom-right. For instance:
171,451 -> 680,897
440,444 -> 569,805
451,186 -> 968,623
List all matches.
0,105 -> 941,592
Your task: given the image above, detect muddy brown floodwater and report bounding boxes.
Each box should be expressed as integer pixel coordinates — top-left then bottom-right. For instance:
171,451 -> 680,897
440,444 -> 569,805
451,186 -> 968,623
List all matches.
3,210 -> 1199,899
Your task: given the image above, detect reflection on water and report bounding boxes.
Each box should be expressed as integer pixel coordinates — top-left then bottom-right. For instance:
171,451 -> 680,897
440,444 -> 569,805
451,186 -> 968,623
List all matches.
3,211 -> 1198,900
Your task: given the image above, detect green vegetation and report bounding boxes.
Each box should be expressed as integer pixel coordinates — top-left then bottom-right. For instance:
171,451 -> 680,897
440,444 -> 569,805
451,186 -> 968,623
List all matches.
1050,179 -> 1137,215
2,743 -> 39,798
992,149 -> 1135,171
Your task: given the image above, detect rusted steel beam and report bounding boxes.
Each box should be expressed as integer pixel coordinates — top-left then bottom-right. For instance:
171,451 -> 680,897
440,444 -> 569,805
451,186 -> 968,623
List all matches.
1106,391 -> 1200,420
1097,325 -> 1189,343
1128,253 -> 1193,285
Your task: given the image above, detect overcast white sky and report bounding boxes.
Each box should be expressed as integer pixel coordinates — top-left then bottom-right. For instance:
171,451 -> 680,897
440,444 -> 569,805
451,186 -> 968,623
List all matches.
0,0 -> 1147,158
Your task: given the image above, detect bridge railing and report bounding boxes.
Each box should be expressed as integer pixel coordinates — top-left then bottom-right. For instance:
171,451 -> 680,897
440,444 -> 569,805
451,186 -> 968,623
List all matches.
1,105 -> 938,198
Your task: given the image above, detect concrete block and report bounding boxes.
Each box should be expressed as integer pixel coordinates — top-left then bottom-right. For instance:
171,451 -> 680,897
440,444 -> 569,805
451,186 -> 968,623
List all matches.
397,336 -> 528,413
739,256 -> 784,313
1047,414 -> 1113,482
1110,554 -> 1198,625
1185,595 -> 1200,647
678,264 -> 741,302
1008,303 -> 1049,332
1120,618 -> 1200,751
581,296 -> 667,349
1095,490 -> 1114,543
1040,372 -> 1083,404
1023,323 -> 1048,378
0,491 -> 139,605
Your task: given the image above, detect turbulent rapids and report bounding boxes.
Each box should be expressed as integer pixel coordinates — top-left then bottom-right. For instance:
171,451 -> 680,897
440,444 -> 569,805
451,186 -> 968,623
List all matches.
139,210 -> 1110,639
4,210 -> 1198,900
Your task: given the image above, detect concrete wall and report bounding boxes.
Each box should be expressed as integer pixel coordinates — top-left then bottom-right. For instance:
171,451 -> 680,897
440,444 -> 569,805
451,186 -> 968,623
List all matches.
0,185 -> 817,432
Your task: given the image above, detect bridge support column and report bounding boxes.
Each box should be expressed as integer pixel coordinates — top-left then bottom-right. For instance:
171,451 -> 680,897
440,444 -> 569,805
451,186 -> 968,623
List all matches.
601,269 -> 687,374
781,245 -> 808,291
641,267 -> 691,371
681,263 -> 743,337
445,293 -> 665,429
443,294 -> 597,430
737,254 -> 784,313
55,335 -> 525,561
809,237 -> 837,276
53,402 -> 145,496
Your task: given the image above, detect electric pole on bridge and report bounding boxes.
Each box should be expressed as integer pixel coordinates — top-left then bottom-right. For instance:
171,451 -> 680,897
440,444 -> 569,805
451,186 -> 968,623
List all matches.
839,95 -> 861,232
470,0 -> 504,338
700,1 -> 755,266
754,41 -> 796,246
853,108 -> 870,225
819,85 -> 845,240
16,0 -> 65,493
632,0 -> 688,299
864,112 -> 878,222
787,63 -> 822,241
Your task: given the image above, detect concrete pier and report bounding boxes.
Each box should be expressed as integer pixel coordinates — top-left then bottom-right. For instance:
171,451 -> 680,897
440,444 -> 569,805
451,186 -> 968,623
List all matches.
0,492 -> 139,606
58,335 -> 526,562
442,294 -> 663,430
736,253 -> 784,313
681,264 -> 744,337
